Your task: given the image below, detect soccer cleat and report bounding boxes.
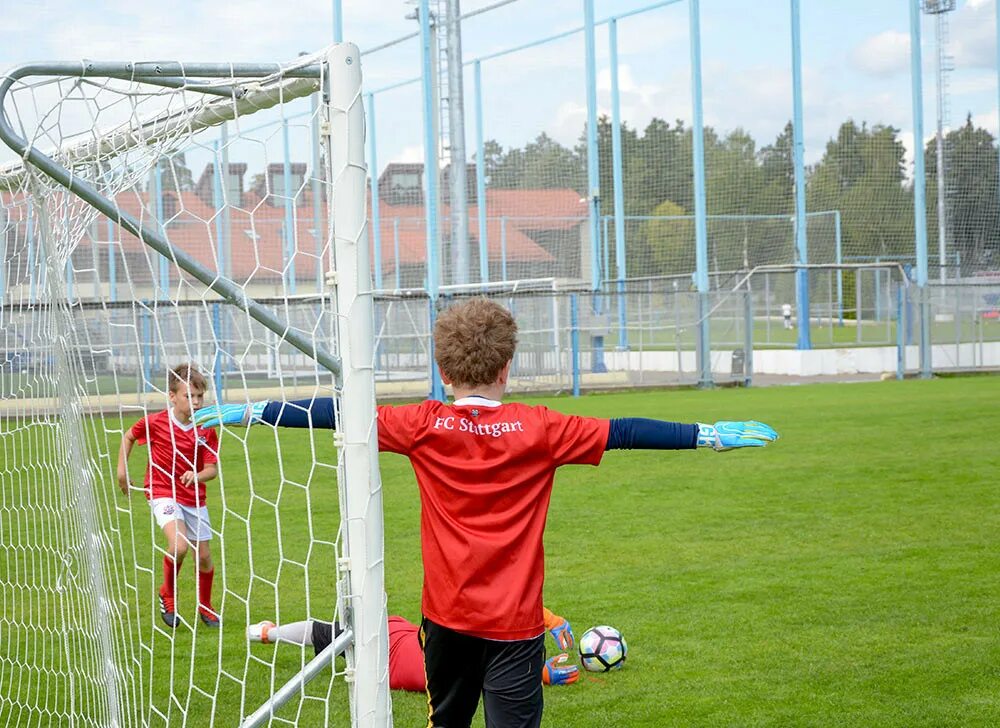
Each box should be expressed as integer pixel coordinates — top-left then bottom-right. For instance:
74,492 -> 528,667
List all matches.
198,606 -> 221,628
158,585 -> 179,629
247,620 -> 276,644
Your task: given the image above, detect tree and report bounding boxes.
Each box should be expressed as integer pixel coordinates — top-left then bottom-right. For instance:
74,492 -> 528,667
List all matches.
807,120 -> 913,263
474,139 -> 506,186
637,199 -> 694,276
925,115 -> 1000,274
756,122 -> 795,215
488,132 -> 583,191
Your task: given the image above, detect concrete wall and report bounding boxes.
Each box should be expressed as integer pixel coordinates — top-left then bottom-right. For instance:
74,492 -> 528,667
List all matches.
606,342 -> 1000,377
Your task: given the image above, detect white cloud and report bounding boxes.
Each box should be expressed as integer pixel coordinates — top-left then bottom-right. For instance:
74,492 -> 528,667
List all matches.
395,144 -> 426,164
951,0 -> 999,70
851,30 -> 911,77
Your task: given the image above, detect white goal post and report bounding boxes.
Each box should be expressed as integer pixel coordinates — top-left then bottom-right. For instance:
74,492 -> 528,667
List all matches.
0,44 -> 389,727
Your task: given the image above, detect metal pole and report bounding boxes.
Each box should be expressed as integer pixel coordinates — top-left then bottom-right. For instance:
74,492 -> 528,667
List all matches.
220,124 -> 232,282
311,95 -> 325,292
446,0 -> 470,285
153,164 -> 169,297
896,284 -> 905,379
790,0 -> 811,349
689,0 -> 711,387
394,218 -> 401,289
106,217 -> 116,303
27,203 -> 35,303
500,215 -> 508,281
213,141 -> 225,278
570,293 -> 580,397
419,0 -> 441,297
835,210 -> 843,326
282,118 -> 297,296
332,0 -> 343,43
322,42 -> 389,726
419,0 -> 444,400
474,60 -> 488,285
934,10 -> 947,285
367,93 -> 383,290
743,284 -> 753,387
242,630 -> 354,728
584,0 -> 601,293
212,302 -> 224,401
609,18 -> 628,351
909,0 -> 932,378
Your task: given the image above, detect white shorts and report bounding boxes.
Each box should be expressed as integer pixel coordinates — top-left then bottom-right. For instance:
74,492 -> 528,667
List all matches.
150,498 -> 213,542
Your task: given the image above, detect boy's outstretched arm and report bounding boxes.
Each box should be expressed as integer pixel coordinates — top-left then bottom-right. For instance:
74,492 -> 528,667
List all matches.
606,418 -> 777,452
194,398 -> 336,430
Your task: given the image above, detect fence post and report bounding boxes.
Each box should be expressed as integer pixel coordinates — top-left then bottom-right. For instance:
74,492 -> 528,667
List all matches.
743,285 -> 753,386
212,302 -> 224,399
896,284 -> 905,380
570,293 -> 580,397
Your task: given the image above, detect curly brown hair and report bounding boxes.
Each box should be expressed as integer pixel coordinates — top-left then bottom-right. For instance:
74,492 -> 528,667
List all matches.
168,363 -> 207,394
433,298 -> 518,388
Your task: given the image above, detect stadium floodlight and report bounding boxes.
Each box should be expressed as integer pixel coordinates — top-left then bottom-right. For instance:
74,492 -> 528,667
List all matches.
0,45 -> 389,727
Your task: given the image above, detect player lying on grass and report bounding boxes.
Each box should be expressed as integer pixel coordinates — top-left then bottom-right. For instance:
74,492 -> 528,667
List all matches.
117,364 -> 221,629
195,298 -> 777,727
246,607 -> 580,690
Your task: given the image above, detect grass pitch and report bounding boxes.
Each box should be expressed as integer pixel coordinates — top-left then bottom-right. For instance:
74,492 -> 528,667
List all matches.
2,376 -> 999,726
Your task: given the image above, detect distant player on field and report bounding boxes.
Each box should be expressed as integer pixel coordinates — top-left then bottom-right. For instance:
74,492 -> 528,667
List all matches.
246,607 -> 580,691
117,363 -> 221,629
195,297 -> 778,727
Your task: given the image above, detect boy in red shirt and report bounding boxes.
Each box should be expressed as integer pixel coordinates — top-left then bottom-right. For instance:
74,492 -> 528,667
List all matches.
196,298 -> 777,726
118,364 -> 220,629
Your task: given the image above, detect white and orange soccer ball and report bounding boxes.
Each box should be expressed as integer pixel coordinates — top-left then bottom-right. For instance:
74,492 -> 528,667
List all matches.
578,625 -> 627,672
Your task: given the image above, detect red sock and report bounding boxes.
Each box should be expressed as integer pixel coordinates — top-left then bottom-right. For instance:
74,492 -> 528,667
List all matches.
162,555 -> 182,597
198,568 -> 215,612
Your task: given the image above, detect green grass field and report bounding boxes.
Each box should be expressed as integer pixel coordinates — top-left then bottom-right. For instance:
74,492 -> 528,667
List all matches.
2,376 -> 1000,726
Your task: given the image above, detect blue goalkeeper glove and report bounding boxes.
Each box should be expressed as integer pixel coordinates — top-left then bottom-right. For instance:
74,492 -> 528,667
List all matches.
696,421 -> 778,451
193,401 -> 268,428
542,654 -> 580,686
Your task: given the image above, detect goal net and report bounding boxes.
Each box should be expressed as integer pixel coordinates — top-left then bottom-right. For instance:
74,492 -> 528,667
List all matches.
0,45 -> 389,726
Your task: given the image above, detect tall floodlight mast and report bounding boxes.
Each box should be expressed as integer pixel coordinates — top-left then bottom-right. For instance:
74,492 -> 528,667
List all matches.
923,0 -> 956,283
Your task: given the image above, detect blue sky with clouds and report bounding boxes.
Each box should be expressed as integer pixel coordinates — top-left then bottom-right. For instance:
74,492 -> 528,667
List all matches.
2,0 -> 997,171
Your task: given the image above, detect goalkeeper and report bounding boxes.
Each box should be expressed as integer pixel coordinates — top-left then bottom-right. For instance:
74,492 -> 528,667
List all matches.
246,607 -> 580,690
196,297 -> 777,728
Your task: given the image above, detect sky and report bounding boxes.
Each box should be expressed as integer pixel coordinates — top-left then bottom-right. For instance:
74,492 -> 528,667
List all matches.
1,0 -> 998,174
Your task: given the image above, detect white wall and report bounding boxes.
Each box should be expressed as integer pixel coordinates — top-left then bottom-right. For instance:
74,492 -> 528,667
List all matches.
606,342 -> 1000,377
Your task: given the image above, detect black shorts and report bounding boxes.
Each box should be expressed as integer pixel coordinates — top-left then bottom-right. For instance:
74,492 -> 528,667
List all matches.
420,616 -> 545,728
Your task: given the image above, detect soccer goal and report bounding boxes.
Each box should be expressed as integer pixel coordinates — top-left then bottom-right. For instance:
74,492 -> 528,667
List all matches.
0,45 -> 390,726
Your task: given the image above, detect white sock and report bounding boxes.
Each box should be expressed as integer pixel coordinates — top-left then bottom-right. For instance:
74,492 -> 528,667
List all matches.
269,620 -> 314,646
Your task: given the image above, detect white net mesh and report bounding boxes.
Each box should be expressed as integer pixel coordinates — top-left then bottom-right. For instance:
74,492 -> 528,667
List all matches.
0,46 -> 387,727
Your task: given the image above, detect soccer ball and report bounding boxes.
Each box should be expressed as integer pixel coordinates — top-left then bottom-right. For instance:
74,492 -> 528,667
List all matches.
578,625 -> 627,672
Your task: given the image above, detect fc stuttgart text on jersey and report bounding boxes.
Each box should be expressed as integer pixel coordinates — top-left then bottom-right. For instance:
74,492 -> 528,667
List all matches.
432,415 -> 525,437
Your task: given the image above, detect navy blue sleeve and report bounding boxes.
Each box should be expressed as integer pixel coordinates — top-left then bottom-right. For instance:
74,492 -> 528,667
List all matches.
261,398 -> 337,429
606,418 -> 698,450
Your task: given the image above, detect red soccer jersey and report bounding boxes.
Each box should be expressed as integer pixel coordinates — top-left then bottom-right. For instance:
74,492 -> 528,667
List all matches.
377,397 -> 609,641
387,616 -> 425,692
130,409 -> 219,507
